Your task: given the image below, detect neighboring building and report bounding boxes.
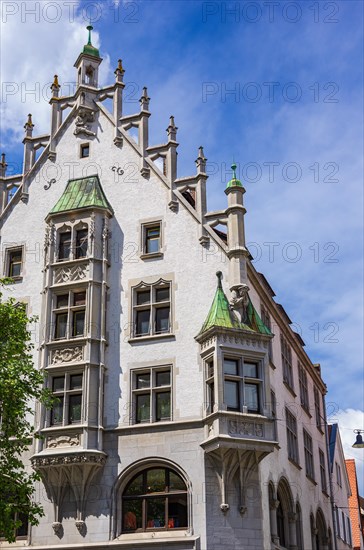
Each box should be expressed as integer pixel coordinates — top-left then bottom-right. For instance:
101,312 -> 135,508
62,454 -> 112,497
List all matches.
0,28 -> 353,550
346,459 -> 364,549
328,425 -> 354,549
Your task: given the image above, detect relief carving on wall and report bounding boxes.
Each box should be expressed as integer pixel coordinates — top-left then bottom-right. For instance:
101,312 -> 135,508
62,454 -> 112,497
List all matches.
228,420 -> 264,438
54,263 -> 88,284
47,434 -> 80,448
51,346 -> 83,364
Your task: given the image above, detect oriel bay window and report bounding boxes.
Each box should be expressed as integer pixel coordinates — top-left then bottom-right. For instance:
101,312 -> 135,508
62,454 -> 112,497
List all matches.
122,467 -> 187,532
133,281 -> 171,337
54,290 -> 86,340
223,357 -> 263,414
132,367 -> 171,423
57,226 -> 88,261
50,373 -> 83,426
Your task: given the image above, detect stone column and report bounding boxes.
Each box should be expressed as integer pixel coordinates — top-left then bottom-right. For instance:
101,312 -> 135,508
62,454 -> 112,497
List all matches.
288,512 -> 298,550
269,498 -> 280,546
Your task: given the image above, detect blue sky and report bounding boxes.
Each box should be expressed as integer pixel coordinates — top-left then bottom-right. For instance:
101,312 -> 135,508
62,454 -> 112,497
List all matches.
1,0 -> 363,478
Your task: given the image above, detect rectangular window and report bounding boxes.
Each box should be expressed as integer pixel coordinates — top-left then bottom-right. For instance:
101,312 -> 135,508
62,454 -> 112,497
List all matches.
298,363 -> 309,411
133,282 -> 171,337
281,334 -> 294,390
319,448 -> 327,493
50,373 -> 83,426
143,223 -> 161,255
53,290 -> 86,340
5,247 -> 23,279
80,143 -> 90,158
223,357 -> 262,414
205,359 -> 215,414
132,366 -> 171,424
346,516 -> 352,545
261,303 -> 273,362
58,231 -> 72,261
342,512 -> 346,542
314,387 -> 322,429
286,408 -> 299,464
271,390 -> 277,440
336,462 -> 342,487
75,228 -> 88,259
303,429 -> 315,480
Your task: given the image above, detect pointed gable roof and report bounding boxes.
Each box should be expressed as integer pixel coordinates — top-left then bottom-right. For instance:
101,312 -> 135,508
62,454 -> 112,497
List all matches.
199,272 -> 271,336
50,175 -> 112,214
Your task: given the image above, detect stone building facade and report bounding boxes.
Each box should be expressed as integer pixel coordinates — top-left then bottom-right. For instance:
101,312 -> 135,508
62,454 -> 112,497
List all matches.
0,28 -> 353,550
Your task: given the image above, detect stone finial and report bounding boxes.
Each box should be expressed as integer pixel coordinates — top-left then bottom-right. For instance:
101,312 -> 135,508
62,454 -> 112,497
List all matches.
166,115 -> 178,142
0,152 -> 8,178
139,86 -> 150,111
195,145 -> 207,174
216,270 -> 223,289
52,74 -> 60,89
114,58 -> 125,82
24,113 -> 34,137
51,74 -> 60,98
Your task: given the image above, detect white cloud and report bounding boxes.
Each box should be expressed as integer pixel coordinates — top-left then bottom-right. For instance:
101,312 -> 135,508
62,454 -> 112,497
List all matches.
335,409 -> 364,494
0,0 -> 112,146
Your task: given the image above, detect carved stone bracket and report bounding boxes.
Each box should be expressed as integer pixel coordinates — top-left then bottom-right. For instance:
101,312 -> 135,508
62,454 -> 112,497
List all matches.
32,452 -> 107,525
207,447 -> 269,515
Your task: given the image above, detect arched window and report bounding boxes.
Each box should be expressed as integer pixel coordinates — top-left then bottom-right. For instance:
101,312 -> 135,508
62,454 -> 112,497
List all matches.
122,467 -> 188,532
277,499 -> 286,547
296,502 -> 304,550
316,508 -> 327,550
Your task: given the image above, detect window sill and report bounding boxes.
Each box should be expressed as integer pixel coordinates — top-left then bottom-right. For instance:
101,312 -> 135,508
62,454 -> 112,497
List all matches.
288,458 -> 302,470
7,276 -> 23,283
306,475 -> 317,486
283,381 -> 297,397
140,252 -> 164,261
128,333 -> 175,344
301,406 -> 312,418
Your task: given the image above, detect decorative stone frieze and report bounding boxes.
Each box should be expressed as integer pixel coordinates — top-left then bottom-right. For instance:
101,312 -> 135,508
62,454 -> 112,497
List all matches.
53,263 -> 88,284
51,346 -> 83,364
47,434 -> 80,448
228,419 -> 264,438
31,453 -> 106,468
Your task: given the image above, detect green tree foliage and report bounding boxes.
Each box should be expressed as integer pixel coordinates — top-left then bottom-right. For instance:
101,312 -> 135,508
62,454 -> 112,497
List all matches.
0,279 -> 52,542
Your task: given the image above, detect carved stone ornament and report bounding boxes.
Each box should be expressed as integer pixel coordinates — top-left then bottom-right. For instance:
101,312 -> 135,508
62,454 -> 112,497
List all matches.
51,346 -> 83,364
229,284 -> 250,324
52,522 -> 62,534
220,503 -> 230,513
75,520 -> 86,534
32,453 -> 106,468
228,420 -> 264,438
53,263 -> 88,284
47,434 -> 80,448
73,108 -> 96,137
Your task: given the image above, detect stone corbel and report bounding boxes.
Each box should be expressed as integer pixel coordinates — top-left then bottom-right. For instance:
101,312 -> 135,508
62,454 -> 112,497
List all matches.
237,449 -> 260,515
208,448 -> 238,514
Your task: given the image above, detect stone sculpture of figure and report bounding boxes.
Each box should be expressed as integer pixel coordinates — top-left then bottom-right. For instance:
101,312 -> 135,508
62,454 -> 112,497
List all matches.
74,108 -> 96,136
230,283 -> 250,323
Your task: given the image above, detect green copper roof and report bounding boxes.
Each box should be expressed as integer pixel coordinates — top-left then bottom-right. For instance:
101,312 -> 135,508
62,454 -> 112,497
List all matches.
50,175 -> 111,214
83,25 -> 100,58
226,162 -> 243,189
199,272 -> 271,335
